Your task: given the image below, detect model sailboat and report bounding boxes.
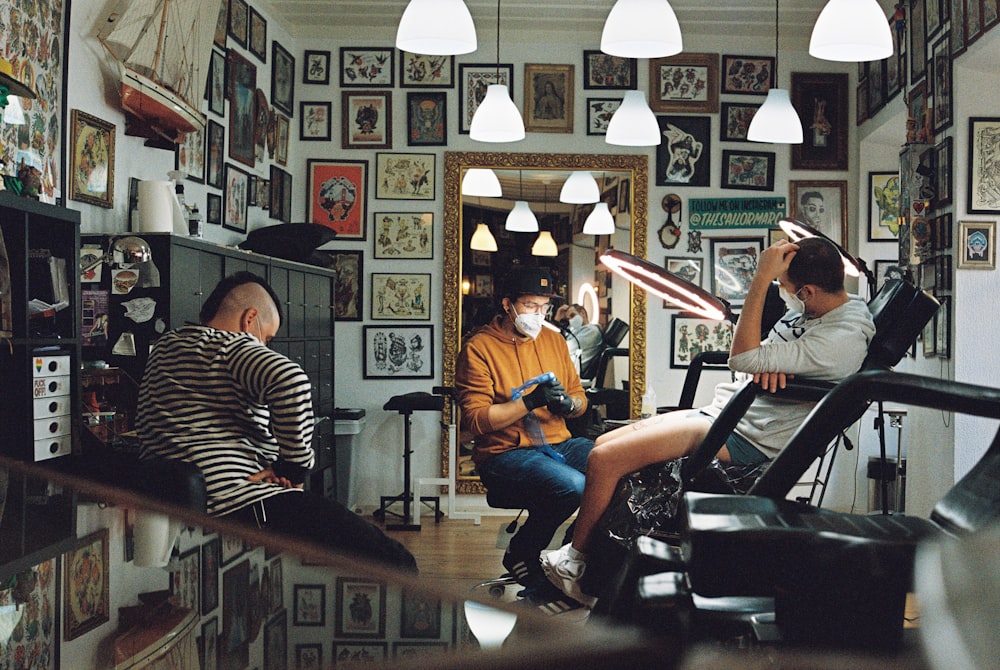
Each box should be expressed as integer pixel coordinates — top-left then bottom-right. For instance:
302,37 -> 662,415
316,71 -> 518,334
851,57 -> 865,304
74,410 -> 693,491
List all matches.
98,0 -> 217,143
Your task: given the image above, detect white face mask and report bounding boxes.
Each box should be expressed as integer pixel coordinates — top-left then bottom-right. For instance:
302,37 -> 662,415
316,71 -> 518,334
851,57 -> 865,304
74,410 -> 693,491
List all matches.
779,286 -> 806,314
511,311 -> 545,339
568,314 -> 584,331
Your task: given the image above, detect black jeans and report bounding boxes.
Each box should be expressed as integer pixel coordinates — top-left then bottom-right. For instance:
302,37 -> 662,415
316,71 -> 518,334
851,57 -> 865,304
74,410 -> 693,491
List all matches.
225,491 -> 417,573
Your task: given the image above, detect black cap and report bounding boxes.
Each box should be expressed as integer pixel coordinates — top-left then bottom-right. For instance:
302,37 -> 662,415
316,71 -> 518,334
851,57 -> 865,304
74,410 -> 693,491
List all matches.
500,266 -> 556,298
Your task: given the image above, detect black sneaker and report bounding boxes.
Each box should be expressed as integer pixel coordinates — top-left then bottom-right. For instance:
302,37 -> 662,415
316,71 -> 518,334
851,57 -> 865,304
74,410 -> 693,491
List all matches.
502,549 -> 543,588
518,582 -> 592,621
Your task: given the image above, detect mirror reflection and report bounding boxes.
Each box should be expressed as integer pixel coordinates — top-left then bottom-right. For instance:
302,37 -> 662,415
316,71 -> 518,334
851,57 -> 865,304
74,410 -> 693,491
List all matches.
442,152 -> 649,493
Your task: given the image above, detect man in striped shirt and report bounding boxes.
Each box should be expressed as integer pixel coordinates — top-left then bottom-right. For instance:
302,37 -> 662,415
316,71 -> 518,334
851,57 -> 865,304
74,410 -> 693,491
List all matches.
137,272 -> 415,571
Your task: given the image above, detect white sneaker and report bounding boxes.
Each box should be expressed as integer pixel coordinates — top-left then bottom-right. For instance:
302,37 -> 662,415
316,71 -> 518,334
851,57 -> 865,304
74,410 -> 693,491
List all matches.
541,543 -> 597,608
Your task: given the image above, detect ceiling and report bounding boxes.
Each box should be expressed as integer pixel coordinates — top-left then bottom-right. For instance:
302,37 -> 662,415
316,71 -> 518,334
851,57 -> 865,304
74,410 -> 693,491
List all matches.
261,0 -> 836,49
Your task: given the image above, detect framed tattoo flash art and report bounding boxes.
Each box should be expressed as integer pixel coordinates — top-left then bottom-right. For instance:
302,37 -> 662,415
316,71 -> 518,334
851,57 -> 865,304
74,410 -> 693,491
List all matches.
299,101 -> 331,141
224,163 -> 250,233
375,152 -> 435,200
293,584 -> 326,626
935,136 -> 953,208
363,325 -> 434,379
791,72 -> 849,171
401,52 -> 454,88
64,528 -> 110,640
171,546 -> 200,615
227,49 -> 256,167
670,314 -> 734,368
957,220 -> 996,269
303,49 -> 330,85
335,577 -> 387,637
263,610 -> 287,670
789,180 -> 848,246
649,52 -> 719,114
201,536 -> 221,615
720,55 -> 774,95
868,171 -> 901,241
207,192 -> 223,226
248,7 -> 266,62
307,159 -> 369,239
227,0 -> 248,47
271,41 -> 295,117
709,236 -> 764,308
374,212 -> 434,258
720,102 -> 761,142
208,48 -> 226,117
458,63 -> 514,133
221,560 -> 250,670
340,46 -> 395,87
655,115 -> 711,187
328,250 -> 363,321
583,50 -> 636,89
966,117 -> 1000,214
586,98 -> 621,135
721,150 -> 775,191
342,90 -> 392,150
370,273 -> 431,321
69,110 -> 116,208
407,91 -> 447,146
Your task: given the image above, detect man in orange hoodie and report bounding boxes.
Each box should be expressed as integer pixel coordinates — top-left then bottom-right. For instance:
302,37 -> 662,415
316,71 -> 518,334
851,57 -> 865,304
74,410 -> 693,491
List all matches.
456,267 -> 593,615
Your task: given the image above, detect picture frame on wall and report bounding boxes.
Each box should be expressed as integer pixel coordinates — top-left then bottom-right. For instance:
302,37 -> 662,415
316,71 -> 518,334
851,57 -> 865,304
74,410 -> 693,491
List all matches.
523,63 -> 574,133
720,55 -> 774,95
930,33 -> 953,133
306,158 -> 368,238
373,212 -> 434,258
458,63 -> 513,133
292,584 -> 326,626
934,136 -> 953,208
406,91 -> 447,146
967,117 -> 1000,213
867,57 -> 886,116
400,52 -> 454,88
170,546 -> 200,614
720,150 -> 775,191
335,644 -> 387,665
335,577 -> 387,637
370,273 -> 431,321
268,164 -> 286,222
201,617 -> 219,670
856,80 -> 870,126
299,100 -> 331,141
935,295 -> 951,359
655,115 -> 711,187
649,52 -> 719,113
400,590 -> 442,638
214,0 -> 228,48
227,0 -> 248,48
208,48 -> 226,117
582,50 -> 636,89
327,250 -> 363,321
363,325 -> 434,378
874,259 -> 908,290
201,536 -> 221,615
263,610 -> 287,670
868,171 -> 901,241
933,212 -> 953,251
221,560 -> 250,670
64,528 -> 110,640
224,163 -> 250,233
791,72 -> 849,171
951,0 -> 967,57
789,180 -> 849,246
226,49 -> 256,167
957,220 -> 996,269
340,46 -> 395,87
303,49 -> 330,85
294,644 -> 323,670
271,41 -> 295,117
248,7 -> 266,62
719,102 -> 760,141
909,0 -> 927,82
663,257 -> 703,308
375,152 -> 435,200
709,236 -> 764,308
69,109 -> 116,208
342,90 -> 392,149
207,192 -> 223,226
586,98 -> 621,135
274,113 -> 290,165
670,314 -> 734,368
175,125 -> 204,184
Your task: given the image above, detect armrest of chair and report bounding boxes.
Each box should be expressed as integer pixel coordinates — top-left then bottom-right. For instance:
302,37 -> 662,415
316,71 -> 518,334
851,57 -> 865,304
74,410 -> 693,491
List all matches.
675,351 -> 730,410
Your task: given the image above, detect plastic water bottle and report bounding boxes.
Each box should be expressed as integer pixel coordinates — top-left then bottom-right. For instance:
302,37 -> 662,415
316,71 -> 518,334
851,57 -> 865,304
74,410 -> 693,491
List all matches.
641,384 -> 657,419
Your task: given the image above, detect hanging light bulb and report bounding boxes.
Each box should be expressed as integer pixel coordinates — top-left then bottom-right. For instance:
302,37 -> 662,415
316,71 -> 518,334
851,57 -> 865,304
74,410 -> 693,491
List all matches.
396,0 -> 477,55
583,202 -> 615,235
531,230 -> 558,256
810,0 -> 893,62
559,171 -> 600,204
469,0 -> 524,142
746,0 -> 803,144
601,0 -> 683,58
506,201 -> 538,231
606,91 -> 661,146
470,222 -> 499,251
462,168 -> 503,197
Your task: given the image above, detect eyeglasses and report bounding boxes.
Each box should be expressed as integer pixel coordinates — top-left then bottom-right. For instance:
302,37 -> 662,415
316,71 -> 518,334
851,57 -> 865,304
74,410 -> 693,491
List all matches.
515,299 -> 552,316
802,204 -> 825,214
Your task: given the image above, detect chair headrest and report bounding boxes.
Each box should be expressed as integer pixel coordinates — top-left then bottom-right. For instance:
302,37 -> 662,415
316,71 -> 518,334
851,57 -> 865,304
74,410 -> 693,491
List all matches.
864,279 -> 939,369
603,317 -> 629,347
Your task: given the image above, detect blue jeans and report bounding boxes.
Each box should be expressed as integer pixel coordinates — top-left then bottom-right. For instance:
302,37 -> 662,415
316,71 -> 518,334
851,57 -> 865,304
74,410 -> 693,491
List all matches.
477,437 -> 594,568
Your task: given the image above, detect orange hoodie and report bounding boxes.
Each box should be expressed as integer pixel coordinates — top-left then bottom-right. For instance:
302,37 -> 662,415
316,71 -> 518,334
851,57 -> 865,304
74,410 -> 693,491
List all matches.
456,316 -> 587,464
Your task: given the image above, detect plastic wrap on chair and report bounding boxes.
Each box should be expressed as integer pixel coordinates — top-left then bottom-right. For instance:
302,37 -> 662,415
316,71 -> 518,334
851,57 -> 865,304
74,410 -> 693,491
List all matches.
600,457 -> 770,546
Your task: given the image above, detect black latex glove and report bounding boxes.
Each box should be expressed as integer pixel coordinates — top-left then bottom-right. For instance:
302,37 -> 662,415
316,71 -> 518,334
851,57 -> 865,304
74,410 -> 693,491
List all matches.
523,380 -> 573,414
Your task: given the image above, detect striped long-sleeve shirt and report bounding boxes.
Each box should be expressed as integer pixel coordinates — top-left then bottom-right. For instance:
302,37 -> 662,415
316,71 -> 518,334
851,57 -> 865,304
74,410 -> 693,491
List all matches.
137,325 -> 315,516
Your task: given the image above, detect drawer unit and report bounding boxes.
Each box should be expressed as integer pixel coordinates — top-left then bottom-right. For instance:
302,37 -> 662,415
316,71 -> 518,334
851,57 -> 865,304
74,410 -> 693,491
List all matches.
33,396 -> 73,418
34,434 -> 73,460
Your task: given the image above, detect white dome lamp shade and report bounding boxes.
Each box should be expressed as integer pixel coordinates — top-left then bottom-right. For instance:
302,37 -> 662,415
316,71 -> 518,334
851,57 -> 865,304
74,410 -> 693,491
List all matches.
810,0 -> 893,62
601,0 -> 683,58
396,0 -> 478,55
583,202 -> 615,235
470,84 -> 524,142
462,168 -> 503,197
531,230 -> 558,256
470,223 -> 498,251
559,170 -> 600,204
606,91 -> 661,146
747,88 -> 803,144
505,201 -> 538,232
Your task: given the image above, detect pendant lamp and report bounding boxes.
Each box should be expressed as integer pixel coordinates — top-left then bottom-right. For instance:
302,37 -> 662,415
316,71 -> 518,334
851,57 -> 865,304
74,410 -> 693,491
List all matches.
601,0 -> 683,58
583,202 -> 615,235
469,0 -> 524,142
606,91 -> 661,146
470,223 -> 499,251
531,231 -> 558,256
396,0 -> 477,55
462,168 -> 502,197
559,171 -> 600,204
747,0 -> 802,144
810,0 -> 893,62
505,171 -> 537,231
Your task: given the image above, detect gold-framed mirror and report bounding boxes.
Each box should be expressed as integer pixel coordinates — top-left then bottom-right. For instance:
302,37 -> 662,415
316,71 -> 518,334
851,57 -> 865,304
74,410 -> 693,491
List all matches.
442,151 -> 648,493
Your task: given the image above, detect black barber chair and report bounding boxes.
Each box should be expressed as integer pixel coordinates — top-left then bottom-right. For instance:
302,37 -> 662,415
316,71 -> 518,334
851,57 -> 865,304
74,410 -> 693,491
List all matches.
679,371 -> 1000,651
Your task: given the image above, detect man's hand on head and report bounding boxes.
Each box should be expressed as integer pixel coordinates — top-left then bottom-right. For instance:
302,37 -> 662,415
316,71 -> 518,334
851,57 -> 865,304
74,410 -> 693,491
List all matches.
757,239 -> 799,282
